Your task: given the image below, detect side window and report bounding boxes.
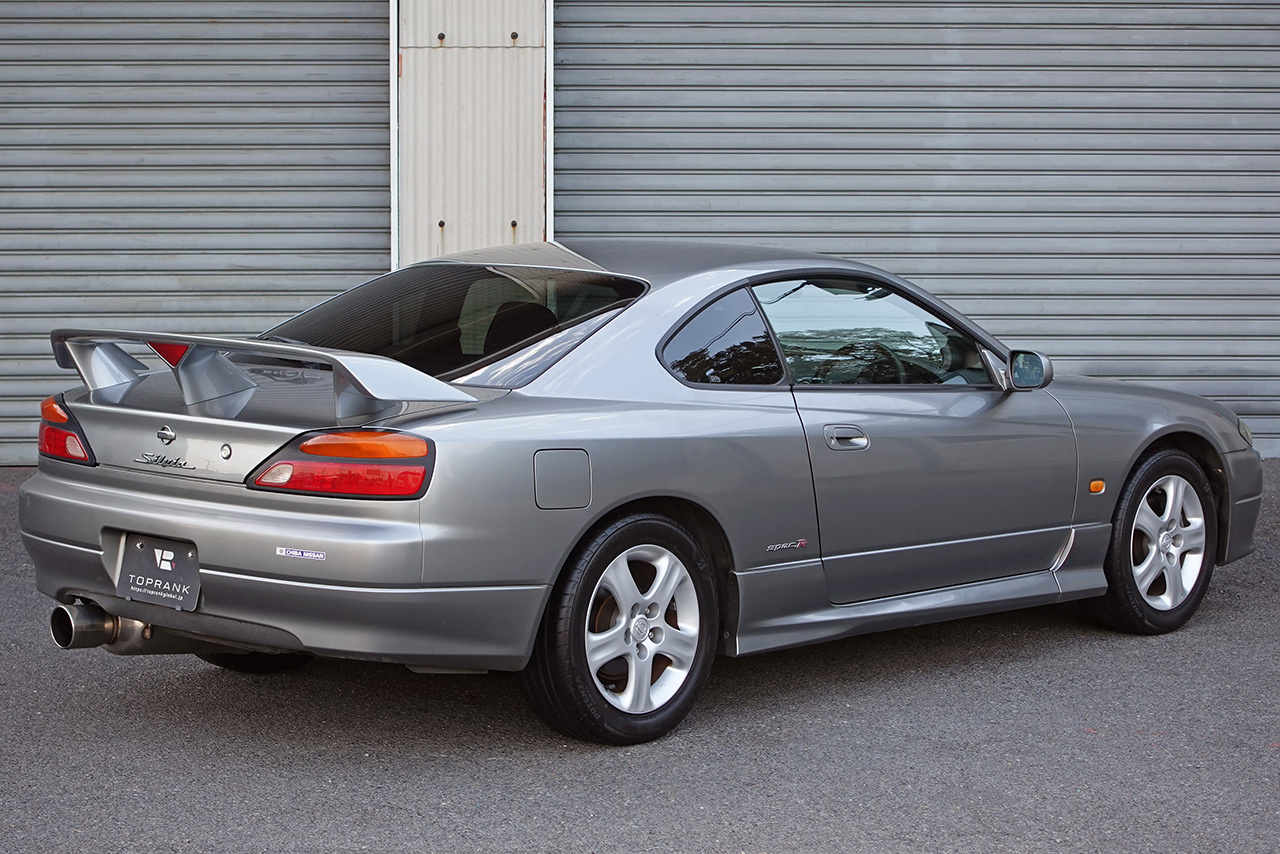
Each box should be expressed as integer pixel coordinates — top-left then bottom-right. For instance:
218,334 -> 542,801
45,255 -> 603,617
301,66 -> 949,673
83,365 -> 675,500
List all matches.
751,279 -> 991,386
662,288 -> 784,386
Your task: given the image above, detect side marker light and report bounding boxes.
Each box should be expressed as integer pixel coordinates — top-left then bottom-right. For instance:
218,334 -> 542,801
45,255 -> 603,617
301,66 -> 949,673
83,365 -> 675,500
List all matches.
1089,480 -> 1105,494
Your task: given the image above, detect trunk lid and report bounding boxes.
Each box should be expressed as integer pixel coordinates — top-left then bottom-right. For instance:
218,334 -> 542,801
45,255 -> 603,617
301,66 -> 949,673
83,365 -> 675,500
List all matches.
51,330 -> 485,482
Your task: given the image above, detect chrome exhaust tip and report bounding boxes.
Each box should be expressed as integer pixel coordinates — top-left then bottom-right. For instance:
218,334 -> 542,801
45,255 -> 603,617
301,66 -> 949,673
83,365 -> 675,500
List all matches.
50,602 -> 246,656
50,602 -> 117,649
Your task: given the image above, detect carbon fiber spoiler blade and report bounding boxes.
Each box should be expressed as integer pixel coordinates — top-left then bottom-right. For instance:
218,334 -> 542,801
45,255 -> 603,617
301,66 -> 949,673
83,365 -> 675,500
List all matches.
51,329 -> 476,419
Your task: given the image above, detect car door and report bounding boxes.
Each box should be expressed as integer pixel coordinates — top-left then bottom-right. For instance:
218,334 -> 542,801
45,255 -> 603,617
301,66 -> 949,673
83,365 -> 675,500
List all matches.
752,277 -> 1077,604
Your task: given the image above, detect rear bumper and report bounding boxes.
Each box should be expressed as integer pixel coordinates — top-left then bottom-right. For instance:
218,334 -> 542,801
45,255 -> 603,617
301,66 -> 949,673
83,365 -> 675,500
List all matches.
20,465 -> 548,670
26,531 -> 546,670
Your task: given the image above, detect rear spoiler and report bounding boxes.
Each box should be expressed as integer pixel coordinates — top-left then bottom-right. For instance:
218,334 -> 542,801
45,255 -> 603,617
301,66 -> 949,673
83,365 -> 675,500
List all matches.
51,329 -> 476,419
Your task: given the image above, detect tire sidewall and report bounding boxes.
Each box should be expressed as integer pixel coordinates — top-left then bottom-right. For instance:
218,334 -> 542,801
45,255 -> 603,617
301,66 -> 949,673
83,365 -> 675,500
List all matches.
1106,450 -> 1217,632
560,515 -> 719,743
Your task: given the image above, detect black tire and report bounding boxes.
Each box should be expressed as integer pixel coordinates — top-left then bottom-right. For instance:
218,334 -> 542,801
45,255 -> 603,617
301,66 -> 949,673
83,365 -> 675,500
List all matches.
196,651 -> 313,673
520,512 -> 719,745
1085,449 -> 1217,634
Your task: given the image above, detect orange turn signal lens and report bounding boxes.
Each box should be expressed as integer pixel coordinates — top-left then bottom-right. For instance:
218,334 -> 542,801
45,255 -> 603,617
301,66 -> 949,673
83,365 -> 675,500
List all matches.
298,430 -> 429,459
1089,479 -> 1106,494
40,395 -> 69,424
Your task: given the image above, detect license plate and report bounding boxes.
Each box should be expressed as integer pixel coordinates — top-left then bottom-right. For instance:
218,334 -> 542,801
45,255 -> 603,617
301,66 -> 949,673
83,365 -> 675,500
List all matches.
117,534 -> 201,611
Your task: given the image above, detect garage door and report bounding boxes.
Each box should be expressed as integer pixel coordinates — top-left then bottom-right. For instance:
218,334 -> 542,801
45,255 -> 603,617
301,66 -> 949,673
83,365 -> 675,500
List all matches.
0,1 -> 391,463
554,1 -> 1280,456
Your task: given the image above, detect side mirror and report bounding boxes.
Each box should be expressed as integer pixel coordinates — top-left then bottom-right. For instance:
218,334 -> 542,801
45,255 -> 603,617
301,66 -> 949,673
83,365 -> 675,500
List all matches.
1009,350 -> 1053,390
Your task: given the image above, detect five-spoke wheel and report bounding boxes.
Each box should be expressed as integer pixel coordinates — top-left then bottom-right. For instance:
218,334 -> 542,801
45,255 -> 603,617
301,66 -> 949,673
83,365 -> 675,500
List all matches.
1127,472 -> 1208,611
585,542 -> 702,714
521,512 -> 718,744
1088,449 -> 1217,634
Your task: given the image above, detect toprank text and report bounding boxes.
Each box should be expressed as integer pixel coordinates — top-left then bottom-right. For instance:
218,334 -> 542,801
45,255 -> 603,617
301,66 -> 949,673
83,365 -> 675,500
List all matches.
127,574 -> 192,595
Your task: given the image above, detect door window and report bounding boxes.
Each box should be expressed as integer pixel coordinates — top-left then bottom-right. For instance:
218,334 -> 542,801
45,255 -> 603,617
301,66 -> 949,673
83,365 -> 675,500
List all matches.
751,279 -> 991,386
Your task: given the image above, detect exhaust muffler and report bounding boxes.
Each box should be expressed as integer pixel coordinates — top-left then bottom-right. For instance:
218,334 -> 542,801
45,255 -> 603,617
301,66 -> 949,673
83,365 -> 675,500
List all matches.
50,602 -> 245,656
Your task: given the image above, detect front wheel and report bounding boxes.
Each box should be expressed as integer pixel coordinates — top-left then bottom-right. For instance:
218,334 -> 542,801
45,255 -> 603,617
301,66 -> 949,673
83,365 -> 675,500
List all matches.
520,513 -> 719,744
1086,449 -> 1217,634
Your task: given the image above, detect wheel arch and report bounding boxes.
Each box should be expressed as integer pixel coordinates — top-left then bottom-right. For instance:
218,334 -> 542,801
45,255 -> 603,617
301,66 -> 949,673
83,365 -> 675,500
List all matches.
548,495 -> 736,646
1129,430 -> 1230,560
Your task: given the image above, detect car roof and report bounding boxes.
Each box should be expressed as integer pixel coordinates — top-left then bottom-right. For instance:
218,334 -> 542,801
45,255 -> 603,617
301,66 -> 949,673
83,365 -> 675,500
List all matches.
435,239 -> 890,290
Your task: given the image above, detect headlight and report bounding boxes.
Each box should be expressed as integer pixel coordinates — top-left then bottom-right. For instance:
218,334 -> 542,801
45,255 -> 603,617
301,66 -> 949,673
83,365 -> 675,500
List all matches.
1238,418 -> 1254,447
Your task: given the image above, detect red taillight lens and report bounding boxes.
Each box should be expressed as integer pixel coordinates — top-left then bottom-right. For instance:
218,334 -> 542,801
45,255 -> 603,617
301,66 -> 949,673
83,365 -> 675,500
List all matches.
38,395 -> 95,465
250,429 -> 432,498
254,460 -> 426,497
39,424 -> 89,461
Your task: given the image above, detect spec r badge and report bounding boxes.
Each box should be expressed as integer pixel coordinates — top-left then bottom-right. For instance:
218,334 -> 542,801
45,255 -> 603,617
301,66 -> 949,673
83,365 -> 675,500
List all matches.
766,539 -> 808,553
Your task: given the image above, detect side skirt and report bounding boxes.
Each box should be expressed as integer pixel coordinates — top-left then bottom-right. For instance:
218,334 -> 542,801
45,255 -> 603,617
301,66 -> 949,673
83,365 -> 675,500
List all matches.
726,523 -> 1111,658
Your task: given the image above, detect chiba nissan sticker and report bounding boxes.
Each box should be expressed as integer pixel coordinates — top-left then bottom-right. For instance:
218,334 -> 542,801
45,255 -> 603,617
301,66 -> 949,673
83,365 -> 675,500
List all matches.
276,547 -> 326,561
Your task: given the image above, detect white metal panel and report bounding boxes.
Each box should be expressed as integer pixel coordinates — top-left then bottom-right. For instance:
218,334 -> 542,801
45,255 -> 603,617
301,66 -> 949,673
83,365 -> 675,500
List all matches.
555,0 -> 1280,456
0,1 -> 392,464
402,0 -> 546,46
398,1 -> 546,263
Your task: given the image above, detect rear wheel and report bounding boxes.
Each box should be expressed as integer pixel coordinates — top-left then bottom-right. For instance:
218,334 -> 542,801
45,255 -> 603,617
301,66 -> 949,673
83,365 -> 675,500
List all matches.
520,512 -> 719,744
1087,449 -> 1216,634
196,651 -> 312,673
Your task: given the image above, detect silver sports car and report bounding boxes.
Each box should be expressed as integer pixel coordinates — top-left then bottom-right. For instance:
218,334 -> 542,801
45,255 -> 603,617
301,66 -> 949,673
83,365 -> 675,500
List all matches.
20,240 -> 1263,744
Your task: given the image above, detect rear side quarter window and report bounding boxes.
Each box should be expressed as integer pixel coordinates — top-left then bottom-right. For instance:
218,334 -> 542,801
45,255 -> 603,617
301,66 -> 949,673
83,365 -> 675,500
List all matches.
661,289 -> 784,386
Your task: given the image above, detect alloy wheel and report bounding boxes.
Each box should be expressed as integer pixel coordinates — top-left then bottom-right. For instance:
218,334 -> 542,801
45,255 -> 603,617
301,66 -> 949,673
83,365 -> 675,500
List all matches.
1129,473 -> 1208,611
584,543 -> 701,713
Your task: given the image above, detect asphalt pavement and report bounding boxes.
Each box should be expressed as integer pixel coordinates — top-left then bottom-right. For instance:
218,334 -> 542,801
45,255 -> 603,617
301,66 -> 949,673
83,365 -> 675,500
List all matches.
2,462 -> 1276,853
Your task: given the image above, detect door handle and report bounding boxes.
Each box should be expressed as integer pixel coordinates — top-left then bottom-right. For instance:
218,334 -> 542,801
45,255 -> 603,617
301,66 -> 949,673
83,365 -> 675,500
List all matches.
823,425 -> 869,451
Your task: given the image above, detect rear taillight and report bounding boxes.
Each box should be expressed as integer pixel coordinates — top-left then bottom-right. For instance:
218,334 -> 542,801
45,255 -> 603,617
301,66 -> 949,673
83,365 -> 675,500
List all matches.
37,395 -> 96,465
249,429 -> 432,499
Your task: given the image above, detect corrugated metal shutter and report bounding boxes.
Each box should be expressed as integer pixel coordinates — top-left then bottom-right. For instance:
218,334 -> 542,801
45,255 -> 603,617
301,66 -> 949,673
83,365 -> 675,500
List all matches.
554,1 -> 1280,456
0,1 -> 390,464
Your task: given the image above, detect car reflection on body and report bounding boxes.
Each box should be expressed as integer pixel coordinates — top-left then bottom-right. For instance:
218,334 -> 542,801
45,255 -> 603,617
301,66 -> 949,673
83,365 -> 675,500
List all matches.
20,240 -> 1263,744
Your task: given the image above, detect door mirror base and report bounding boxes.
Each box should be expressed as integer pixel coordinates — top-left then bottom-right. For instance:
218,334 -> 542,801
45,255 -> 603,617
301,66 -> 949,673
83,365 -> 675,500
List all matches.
980,349 -> 1010,391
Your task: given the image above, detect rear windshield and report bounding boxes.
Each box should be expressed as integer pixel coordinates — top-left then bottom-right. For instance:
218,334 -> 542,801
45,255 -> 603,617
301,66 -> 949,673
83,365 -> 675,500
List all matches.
262,263 -> 646,387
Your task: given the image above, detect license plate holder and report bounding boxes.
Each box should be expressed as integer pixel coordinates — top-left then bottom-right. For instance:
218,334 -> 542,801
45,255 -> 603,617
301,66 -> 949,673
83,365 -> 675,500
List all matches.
117,534 -> 201,611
